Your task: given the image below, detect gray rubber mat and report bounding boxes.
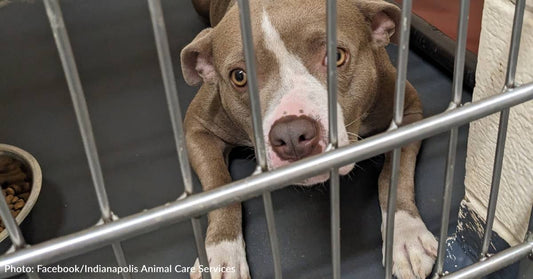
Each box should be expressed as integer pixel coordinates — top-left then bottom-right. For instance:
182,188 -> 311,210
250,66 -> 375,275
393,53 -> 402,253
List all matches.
0,1 -> 470,278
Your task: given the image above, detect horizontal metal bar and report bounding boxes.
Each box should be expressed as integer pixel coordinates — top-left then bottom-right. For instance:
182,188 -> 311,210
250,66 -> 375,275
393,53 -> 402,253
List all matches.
0,82 -> 532,277
441,239 -> 533,279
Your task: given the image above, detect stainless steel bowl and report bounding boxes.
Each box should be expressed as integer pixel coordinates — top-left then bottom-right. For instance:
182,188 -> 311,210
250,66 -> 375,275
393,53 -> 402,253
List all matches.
0,144 -> 42,242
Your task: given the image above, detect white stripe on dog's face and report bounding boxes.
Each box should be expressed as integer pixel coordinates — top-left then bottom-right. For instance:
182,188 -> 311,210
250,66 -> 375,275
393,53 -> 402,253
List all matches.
260,10 -> 353,184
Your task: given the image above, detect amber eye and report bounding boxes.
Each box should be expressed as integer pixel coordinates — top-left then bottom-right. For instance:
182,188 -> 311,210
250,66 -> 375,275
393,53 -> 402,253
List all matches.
323,48 -> 349,67
336,48 -> 348,66
230,68 -> 247,87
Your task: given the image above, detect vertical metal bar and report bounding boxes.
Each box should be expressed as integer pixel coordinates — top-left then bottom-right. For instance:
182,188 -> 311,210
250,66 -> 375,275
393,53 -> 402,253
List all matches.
435,0 -> 470,275
262,192 -> 282,279
0,190 -> 39,279
326,0 -> 341,278
329,167 -> 341,279
0,199 -> 24,249
517,207 -> 533,279
327,0 -> 338,147
44,0 -> 112,223
392,0 -> 412,126
43,1 -> 131,278
146,1 -> 210,278
384,147 -> 401,279
385,1 -> 412,279
504,0 -> 525,90
450,0 -> 470,107
236,1 -> 282,278
147,0 -> 194,195
191,217 -> 211,279
481,0 -> 526,258
236,0 -> 267,170
528,206 -> 533,234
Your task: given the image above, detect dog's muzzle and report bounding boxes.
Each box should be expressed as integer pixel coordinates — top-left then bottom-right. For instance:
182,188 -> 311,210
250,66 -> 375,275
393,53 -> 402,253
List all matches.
268,115 -> 322,161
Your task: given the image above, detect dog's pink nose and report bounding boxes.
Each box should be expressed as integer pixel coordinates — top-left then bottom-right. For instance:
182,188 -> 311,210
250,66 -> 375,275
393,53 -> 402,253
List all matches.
269,115 -> 321,161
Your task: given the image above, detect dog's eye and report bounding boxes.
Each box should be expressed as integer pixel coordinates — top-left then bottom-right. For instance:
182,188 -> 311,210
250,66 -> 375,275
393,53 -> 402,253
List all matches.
230,69 -> 247,87
323,48 -> 349,67
336,48 -> 348,66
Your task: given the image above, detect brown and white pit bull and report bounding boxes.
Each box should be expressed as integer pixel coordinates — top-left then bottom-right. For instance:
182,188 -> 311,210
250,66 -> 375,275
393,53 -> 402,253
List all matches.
181,0 -> 438,278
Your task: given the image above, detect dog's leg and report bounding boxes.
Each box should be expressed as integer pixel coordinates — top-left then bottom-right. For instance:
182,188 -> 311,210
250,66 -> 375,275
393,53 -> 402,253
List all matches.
378,113 -> 438,279
186,124 -> 250,279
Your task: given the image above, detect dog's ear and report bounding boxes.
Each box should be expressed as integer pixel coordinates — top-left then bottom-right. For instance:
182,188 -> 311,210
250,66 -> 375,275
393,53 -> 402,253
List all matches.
180,28 -> 216,86
355,0 -> 401,47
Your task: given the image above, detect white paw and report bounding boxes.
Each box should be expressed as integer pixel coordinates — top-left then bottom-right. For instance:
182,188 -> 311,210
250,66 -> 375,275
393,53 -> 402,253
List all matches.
190,234 -> 251,279
381,211 -> 438,279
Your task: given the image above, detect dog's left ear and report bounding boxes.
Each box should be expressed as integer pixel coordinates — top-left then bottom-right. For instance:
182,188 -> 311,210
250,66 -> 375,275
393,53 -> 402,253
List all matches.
355,0 -> 401,47
180,28 -> 216,86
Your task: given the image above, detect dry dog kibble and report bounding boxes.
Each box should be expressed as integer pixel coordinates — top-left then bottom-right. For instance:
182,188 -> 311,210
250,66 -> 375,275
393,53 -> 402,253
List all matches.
5,187 -> 14,196
0,155 -> 33,232
19,192 -> 30,201
0,171 -> 26,184
11,184 -> 22,194
14,200 -> 25,210
0,157 -> 13,172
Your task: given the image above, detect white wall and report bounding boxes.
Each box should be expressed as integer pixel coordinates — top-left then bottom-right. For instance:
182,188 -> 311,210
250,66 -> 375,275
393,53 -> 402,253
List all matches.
464,0 -> 533,245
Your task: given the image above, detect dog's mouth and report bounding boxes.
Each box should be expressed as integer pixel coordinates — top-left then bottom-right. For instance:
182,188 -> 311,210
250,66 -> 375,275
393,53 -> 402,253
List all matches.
262,92 -> 355,185
297,158 -> 355,186
267,137 -> 355,186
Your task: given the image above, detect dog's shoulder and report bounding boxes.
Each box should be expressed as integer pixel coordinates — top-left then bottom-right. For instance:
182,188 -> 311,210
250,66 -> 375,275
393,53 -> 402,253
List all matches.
185,84 -> 250,146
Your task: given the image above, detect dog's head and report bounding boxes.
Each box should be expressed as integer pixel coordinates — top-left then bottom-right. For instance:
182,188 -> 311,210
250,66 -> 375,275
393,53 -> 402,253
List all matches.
181,0 -> 400,185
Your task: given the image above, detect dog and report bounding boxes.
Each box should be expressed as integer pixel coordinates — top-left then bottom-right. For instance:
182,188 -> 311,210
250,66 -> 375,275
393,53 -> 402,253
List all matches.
181,0 -> 438,278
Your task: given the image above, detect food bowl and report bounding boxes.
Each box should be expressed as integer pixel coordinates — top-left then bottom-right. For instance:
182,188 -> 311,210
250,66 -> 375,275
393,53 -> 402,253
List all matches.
0,144 -> 42,242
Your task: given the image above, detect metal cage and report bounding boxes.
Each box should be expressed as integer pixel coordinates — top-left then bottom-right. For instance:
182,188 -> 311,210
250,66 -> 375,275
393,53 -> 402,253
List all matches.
0,0 -> 532,278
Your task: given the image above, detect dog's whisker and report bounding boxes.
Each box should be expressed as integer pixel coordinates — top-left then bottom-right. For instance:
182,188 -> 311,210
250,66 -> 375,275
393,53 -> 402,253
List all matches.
346,132 -> 363,140
344,113 -> 366,129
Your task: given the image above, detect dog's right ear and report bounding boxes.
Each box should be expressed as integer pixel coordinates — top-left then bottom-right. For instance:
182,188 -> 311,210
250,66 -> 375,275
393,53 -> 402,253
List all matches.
354,0 -> 401,47
180,28 -> 216,86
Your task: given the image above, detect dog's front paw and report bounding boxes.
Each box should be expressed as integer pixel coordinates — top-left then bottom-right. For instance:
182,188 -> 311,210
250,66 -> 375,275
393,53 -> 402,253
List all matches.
382,211 -> 438,279
190,235 -> 250,279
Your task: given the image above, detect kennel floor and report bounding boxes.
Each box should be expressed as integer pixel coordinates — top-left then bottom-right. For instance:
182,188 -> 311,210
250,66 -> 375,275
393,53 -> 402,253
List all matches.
0,1 -> 471,278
